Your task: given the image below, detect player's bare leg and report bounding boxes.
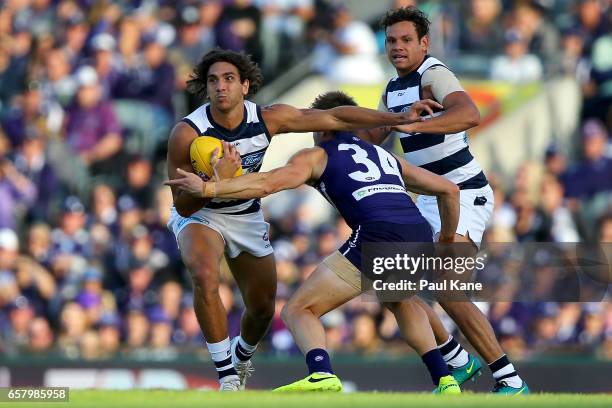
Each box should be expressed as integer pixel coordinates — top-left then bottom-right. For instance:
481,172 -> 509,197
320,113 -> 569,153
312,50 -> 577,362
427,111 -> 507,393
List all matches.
274,261 -> 358,392
178,224 -> 239,390
437,233 -> 504,362
281,262 -> 358,354
277,255 -> 458,393
384,300 -> 437,355
432,233 -> 527,392
226,252 -> 276,388
382,299 -> 458,392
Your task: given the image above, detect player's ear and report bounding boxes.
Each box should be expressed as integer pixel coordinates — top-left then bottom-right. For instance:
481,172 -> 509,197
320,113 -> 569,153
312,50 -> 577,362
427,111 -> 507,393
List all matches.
242,79 -> 250,96
420,35 -> 429,52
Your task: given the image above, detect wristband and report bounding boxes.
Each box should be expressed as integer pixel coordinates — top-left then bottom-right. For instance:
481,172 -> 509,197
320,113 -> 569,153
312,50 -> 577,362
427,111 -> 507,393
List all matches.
202,182 -> 217,198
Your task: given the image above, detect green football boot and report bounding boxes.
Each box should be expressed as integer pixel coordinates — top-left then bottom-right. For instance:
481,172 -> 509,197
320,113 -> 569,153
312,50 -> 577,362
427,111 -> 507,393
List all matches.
436,375 -> 461,395
273,372 -> 342,392
492,381 -> 530,395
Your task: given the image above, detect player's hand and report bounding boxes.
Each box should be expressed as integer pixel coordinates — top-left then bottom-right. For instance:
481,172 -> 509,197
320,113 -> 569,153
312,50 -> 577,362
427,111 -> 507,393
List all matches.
211,141 -> 241,180
165,168 -> 205,197
394,99 -> 443,133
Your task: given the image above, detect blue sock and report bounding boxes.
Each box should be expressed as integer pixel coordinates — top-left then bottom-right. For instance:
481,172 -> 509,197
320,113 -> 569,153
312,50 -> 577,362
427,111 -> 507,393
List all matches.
305,348 -> 333,375
421,349 -> 451,386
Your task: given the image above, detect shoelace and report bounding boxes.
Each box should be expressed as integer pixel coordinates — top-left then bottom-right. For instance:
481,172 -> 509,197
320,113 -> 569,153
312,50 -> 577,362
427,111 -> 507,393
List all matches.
235,361 -> 255,379
492,381 -> 509,392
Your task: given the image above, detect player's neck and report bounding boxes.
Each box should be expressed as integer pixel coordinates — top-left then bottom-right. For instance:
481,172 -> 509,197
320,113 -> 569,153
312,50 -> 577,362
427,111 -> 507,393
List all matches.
210,103 -> 244,130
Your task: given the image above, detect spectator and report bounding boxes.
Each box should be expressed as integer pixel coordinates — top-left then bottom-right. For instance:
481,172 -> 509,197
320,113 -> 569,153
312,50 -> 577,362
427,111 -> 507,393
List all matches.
0,158 -> 37,229
491,29 -> 543,83
563,119 -> 612,199
0,20 -> 33,108
5,297 -> 35,350
64,66 -> 124,176
172,301 -> 203,347
98,313 -> 121,357
90,33 -> 122,101
116,32 -> 176,118
535,174 -> 579,242
27,317 -> 54,352
513,0 -> 560,74
216,0 -> 263,63
42,47 -> 77,107
61,12 -> 90,67
1,81 -> 64,150
26,223 -> 53,268
459,0 -> 504,56
13,133 -> 61,222
571,0 -> 609,57
125,308 -> 149,349
118,154 -> 155,210
58,301 -> 88,354
256,0 -> 314,76
91,183 -> 118,228
543,143 -> 568,179
312,4 -> 383,84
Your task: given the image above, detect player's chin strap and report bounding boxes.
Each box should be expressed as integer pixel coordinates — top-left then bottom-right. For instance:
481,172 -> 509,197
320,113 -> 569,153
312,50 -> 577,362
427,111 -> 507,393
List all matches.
202,182 -> 217,198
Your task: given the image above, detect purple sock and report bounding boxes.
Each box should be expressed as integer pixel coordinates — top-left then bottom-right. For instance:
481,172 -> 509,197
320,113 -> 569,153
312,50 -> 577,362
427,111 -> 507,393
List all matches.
421,349 -> 451,385
305,348 -> 334,374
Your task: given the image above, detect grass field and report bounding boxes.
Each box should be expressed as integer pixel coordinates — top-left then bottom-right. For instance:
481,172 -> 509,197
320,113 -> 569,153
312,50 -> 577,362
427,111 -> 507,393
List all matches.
8,391 -> 612,408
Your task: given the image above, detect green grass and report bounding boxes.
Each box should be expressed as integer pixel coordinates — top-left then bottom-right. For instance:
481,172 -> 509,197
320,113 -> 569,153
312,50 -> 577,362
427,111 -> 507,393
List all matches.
7,391 -> 612,408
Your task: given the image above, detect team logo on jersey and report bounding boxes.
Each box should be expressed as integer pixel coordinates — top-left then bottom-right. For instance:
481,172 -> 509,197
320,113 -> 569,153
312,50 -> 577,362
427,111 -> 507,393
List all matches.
241,150 -> 266,169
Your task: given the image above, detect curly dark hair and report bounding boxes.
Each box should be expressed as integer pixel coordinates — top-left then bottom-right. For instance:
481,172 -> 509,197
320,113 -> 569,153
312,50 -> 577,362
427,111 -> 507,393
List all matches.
380,6 -> 431,39
310,91 -> 357,110
186,48 -> 264,100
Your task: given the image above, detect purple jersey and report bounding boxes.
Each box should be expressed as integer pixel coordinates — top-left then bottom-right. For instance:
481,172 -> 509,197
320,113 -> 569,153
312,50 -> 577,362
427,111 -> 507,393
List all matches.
315,132 -> 426,229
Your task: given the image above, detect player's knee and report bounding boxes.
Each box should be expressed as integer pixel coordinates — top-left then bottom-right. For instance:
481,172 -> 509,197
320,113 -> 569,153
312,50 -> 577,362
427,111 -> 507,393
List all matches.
185,259 -> 219,297
280,298 -> 310,325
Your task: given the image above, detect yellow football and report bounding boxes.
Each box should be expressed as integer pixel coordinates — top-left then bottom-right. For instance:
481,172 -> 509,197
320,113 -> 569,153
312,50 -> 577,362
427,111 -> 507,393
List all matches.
190,136 -> 242,180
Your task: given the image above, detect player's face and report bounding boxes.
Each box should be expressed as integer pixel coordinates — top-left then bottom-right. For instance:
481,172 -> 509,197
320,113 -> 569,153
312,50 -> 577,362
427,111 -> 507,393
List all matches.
385,21 -> 428,76
207,62 -> 249,112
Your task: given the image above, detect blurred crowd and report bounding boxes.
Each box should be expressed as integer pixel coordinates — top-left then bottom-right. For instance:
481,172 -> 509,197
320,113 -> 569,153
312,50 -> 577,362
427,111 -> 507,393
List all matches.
0,0 -> 611,361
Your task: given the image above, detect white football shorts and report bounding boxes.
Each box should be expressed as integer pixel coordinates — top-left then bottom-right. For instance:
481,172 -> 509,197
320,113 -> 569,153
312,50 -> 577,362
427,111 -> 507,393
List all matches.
167,207 -> 273,259
416,184 -> 494,247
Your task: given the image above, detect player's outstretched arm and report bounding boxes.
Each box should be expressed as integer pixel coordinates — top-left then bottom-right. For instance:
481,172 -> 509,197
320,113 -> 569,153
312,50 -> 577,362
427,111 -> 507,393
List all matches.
392,91 -> 480,135
166,122 -> 211,217
260,100 -> 441,136
396,155 -> 459,242
166,148 -> 327,200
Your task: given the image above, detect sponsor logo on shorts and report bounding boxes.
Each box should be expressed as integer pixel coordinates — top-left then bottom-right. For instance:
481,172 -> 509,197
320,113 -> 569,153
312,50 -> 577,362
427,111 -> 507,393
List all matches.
352,184 -> 408,201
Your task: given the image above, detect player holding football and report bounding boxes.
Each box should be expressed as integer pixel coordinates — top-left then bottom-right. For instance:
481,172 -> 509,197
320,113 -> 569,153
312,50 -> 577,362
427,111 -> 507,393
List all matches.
166,49 -> 440,391
359,7 -> 528,394
167,91 -> 462,394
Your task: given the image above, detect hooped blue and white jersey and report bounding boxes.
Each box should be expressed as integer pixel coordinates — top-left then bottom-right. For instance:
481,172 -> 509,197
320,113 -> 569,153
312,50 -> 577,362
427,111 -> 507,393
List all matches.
182,100 -> 271,214
383,56 -> 488,190
315,132 -> 425,229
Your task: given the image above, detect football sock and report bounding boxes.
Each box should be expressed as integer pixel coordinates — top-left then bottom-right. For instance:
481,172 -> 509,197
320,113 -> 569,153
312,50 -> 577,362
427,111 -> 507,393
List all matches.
206,337 -> 238,380
439,335 -> 469,368
489,354 -> 523,388
232,335 -> 257,363
421,348 -> 451,386
305,348 -> 334,375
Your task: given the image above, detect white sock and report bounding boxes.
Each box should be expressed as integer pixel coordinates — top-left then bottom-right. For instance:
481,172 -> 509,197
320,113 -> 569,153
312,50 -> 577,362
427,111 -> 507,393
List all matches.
438,335 -> 470,368
490,355 -> 523,388
206,337 -> 237,380
232,335 -> 257,365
